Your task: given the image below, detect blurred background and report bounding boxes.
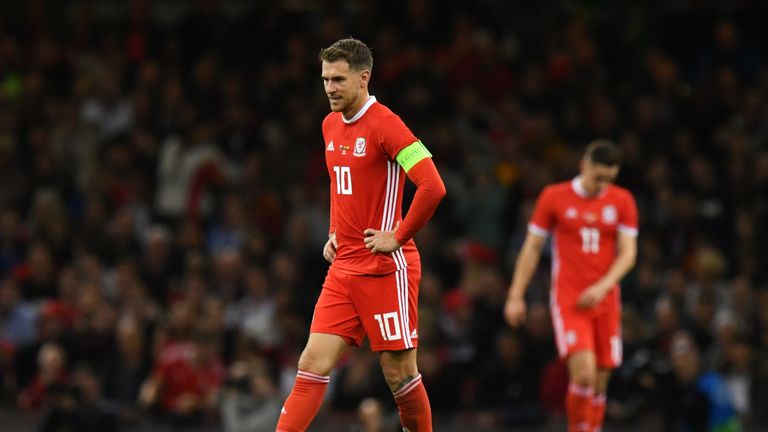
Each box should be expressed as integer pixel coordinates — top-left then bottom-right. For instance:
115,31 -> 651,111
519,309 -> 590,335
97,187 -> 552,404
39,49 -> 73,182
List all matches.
0,0 -> 767,431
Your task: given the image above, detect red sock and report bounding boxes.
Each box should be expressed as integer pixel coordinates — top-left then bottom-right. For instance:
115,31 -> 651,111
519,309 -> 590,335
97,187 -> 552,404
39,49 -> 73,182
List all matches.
566,383 -> 594,432
393,374 -> 432,432
591,393 -> 606,432
275,370 -> 329,432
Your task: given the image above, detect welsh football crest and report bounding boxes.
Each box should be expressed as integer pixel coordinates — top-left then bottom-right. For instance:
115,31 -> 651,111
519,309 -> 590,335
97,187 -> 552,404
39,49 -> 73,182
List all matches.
353,137 -> 366,157
602,205 -> 617,224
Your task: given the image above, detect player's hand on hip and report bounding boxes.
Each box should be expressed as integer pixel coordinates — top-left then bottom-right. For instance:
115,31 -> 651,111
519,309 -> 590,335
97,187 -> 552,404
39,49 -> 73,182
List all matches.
577,284 -> 608,309
363,222 -> 402,254
504,296 -> 527,328
323,232 -> 338,263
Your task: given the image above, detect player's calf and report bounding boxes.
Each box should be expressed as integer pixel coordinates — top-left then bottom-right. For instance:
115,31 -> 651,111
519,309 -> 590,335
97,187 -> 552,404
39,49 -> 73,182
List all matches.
391,373 -> 432,432
381,350 -> 432,431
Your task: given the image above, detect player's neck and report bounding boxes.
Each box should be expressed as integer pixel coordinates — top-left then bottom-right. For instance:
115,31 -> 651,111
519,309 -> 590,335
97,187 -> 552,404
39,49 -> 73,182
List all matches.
342,93 -> 372,122
573,176 -> 601,198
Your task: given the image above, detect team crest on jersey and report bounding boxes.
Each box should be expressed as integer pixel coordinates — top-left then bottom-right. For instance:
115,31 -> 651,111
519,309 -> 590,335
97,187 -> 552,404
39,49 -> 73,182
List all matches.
565,207 -> 578,219
602,205 -> 617,224
326,141 -> 334,151
353,137 -> 366,157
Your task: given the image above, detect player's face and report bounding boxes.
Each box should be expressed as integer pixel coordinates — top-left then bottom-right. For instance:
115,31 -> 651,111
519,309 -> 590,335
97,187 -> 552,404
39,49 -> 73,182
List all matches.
322,60 -> 369,116
581,160 -> 619,195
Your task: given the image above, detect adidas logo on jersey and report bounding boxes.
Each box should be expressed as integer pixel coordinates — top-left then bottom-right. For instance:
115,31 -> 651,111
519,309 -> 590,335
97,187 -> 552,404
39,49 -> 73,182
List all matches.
327,141 -> 334,151
281,406 -> 287,415
410,329 -> 418,338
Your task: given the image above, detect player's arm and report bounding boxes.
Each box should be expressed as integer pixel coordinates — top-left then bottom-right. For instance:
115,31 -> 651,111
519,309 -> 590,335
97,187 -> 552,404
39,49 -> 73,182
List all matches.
504,230 -> 547,327
394,143 -> 446,244
324,188 -> 338,263
578,192 -> 639,309
364,141 -> 446,253
323,123 -> 338,264
601,231 -> 637,287
505,188 -> 554,327
577,230 -> 637,309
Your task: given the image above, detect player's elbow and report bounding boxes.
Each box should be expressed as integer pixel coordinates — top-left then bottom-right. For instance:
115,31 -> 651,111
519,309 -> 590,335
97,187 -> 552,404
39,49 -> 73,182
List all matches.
434,178 -> 447,201
420,177 -> 446,203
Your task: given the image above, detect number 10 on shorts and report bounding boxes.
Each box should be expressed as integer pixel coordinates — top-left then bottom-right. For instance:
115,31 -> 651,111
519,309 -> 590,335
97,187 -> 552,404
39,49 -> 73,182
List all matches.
373,312 -> 401,341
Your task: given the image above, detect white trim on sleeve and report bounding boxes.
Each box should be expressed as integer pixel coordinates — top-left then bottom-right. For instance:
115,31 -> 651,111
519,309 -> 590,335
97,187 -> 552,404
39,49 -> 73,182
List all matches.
527,223 -> 550,238
618,224 -> 638,237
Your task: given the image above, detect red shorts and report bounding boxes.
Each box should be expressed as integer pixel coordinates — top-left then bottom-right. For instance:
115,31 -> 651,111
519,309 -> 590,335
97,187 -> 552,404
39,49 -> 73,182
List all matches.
550,297 -> 622,368
310,261 -> 421,352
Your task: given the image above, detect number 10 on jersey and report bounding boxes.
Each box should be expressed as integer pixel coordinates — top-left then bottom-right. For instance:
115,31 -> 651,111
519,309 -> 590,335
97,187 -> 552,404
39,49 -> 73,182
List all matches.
333,166 -> 352,195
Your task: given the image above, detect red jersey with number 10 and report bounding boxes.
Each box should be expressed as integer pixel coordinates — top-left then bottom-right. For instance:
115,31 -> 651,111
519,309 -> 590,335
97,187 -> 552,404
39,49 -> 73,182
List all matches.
323,96 -> 420,275
528,177 -> 638,307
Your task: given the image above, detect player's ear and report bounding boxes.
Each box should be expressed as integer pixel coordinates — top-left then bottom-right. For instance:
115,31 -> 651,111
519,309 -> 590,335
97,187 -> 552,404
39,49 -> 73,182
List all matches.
359,69 -> 370,87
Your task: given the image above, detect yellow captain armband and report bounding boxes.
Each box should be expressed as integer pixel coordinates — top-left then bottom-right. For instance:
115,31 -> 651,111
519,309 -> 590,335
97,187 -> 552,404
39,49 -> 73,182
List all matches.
396,141 -> 432,172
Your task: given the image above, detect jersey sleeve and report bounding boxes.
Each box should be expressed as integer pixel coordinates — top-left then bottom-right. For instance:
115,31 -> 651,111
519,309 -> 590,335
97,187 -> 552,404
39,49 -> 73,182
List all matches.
528,188 -> 555,237
377,114 -> 419,160
618,191 -> 639,237
394,158 -> 446,244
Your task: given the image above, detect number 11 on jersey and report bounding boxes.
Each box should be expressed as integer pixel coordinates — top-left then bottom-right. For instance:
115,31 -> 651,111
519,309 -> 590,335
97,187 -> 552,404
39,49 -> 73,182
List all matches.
580,227 -> 600,253
333,166 -> 352,195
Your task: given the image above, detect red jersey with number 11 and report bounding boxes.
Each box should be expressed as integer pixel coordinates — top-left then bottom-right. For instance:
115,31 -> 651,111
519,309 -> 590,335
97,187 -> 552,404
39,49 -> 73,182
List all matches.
323,96 -> 420,275
528,177 -> 638,307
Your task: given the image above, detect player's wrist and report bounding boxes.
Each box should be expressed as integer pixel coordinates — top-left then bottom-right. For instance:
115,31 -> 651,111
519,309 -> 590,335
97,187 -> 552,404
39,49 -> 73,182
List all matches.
392,225 -> 409,246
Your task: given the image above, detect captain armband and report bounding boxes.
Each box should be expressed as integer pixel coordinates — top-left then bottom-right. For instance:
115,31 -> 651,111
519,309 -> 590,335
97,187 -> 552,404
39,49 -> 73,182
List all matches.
395,141 -> 433,173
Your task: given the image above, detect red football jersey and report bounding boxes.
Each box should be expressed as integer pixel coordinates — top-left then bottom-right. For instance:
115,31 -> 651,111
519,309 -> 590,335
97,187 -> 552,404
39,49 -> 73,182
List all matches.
529,177 -> 638,306
323,96 -> 420,275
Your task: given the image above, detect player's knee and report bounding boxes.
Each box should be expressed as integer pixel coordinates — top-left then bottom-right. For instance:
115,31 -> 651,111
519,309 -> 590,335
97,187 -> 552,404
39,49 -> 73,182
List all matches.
380,354 -> 417,393
297,347 -> 334,376
381,365 -> 409,392
381,364 -> 418,392
570,369 -> 597,388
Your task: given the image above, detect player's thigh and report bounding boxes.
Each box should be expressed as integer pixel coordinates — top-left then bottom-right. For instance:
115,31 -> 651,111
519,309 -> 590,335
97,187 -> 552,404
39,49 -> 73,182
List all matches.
551,303 -> 595,360
310,269 -> 366,347
298,332 -> 348,376
350,263 -> 421,352
593,305 -> 622,368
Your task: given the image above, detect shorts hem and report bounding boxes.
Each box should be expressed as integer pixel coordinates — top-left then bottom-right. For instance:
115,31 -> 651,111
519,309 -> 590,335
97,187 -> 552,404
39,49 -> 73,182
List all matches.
370,340 -> 420,352
309,329 -> 363,347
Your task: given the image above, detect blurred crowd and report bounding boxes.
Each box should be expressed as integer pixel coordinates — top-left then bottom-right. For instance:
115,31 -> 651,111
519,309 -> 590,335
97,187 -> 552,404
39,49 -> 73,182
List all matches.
1,0 -> 768,431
